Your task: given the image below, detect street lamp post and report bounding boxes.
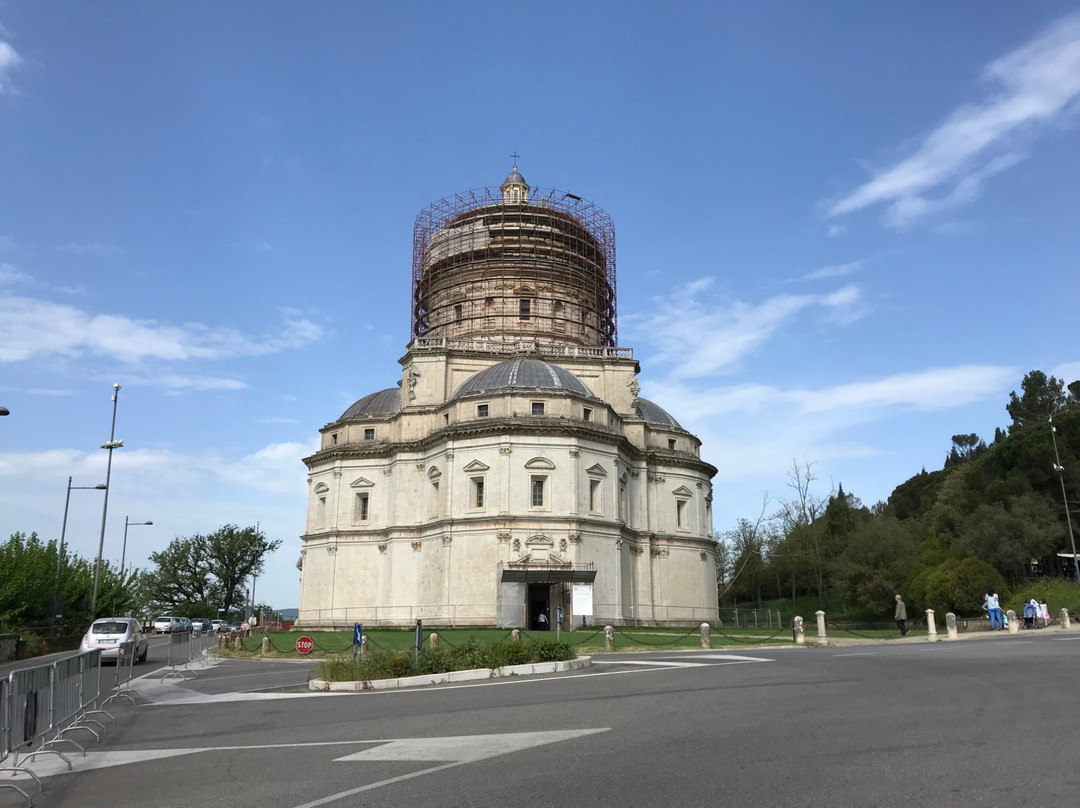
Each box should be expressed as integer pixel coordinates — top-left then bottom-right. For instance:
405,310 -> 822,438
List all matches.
120,516 -> 153,579
1050,415 -> 1079,582
54,477 -> 107,617
91,383 -> 124,619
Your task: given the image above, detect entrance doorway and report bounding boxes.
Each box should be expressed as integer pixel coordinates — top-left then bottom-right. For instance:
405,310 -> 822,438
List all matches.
528,583 -> 550,630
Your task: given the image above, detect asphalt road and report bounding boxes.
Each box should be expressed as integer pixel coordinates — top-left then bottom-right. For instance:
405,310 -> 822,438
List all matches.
3,631 -> 1078,808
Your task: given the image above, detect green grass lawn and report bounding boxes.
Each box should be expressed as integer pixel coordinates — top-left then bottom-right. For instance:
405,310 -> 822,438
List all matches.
219,623 -> 803,660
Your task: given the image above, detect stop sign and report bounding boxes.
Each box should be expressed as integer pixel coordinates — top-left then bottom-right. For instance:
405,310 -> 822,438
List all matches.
295,635 -> 314,655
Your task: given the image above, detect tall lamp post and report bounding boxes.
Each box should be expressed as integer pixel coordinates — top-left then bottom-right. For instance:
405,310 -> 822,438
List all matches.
120,516 -> 153,579
91,383 -> 124,619
54,477 -> 107,618
1050,415 -> 1079,582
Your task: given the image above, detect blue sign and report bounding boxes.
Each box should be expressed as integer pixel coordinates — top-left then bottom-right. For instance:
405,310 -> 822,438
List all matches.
353,623 -> 363,646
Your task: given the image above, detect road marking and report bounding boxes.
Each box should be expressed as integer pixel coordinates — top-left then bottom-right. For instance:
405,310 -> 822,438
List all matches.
688,654 -> 774,663
833,652 -> 877,657
590,660 -> 707,667
1054,637 -> 1080,641
301,730 -> 609,808
6,729 -> 610,788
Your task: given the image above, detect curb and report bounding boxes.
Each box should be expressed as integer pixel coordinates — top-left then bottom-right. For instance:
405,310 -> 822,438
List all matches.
309,655 -> 591,692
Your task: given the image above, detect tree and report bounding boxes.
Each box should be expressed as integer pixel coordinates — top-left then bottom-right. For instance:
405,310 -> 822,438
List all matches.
145,524 -> 281,616
833,517 -> 917,615
945,433 -> 986,468
957,493 -> 1062,583
1007,371 -> 1066,432
206,525 -> 281,616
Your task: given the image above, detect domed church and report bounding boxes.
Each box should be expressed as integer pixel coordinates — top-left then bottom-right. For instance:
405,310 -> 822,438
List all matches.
295,166 -> 719,629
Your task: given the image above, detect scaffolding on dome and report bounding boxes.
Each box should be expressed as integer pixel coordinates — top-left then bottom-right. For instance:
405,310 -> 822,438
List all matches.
411,186 -> 617,347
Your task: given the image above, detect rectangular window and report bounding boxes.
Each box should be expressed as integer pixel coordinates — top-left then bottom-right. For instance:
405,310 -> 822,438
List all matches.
354,492 -> 369,522
454,304 -> 463,321
331,432 -> 339,445
619,485 -> 626,522
668,439 -> 676,450
583,407 -> 592,422
317,496 -> 327,525
531,476 -> 545,508
677,499 -> 687,529
519,299 -> 531,321
477,404 -> 489,417
589,479 -> 602,513
363,428 -> 375,441
430,481 -> 439,518
531,401 -> 545,416
473,477 -> 485,509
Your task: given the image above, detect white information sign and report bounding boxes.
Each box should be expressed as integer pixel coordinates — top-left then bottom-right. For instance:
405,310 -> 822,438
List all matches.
572,582 -> 593,617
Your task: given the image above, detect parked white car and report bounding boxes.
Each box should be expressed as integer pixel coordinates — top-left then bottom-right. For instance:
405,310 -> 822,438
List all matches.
153,616 -> 183,633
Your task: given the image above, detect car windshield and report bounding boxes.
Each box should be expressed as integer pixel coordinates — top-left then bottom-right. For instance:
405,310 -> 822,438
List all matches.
92,622 -> 130,634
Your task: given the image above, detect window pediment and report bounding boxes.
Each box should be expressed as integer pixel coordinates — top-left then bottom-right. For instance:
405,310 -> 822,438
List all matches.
586,463 -> 607,477
672,485 -> 693,498
526,534 -> 554,547
525,457 -> 555,470
313,482 -> 330,494
462,460 -> 490,472
427,465 -> 442,480
349,477 -> 375,489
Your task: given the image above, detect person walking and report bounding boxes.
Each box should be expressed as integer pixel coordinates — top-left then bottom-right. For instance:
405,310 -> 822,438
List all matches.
894,594 -> 909,637
985,589 -> 1003,630
537,610 -> 548,631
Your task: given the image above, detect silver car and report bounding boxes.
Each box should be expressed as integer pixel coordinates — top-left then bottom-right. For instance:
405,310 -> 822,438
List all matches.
79,617 -> 148,663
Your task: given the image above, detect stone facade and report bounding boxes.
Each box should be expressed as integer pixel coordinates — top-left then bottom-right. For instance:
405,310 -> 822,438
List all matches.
295,168 -> 718,629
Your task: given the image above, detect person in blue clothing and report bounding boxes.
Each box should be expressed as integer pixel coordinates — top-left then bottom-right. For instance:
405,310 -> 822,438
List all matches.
985,589 -> 1003,630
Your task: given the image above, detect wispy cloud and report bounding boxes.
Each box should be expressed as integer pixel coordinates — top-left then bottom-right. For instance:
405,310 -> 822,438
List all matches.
0,296 -> 325,363
627,278 -> 867,381
826,224 -> 847,238
0,38 -> 21,94
56,242 -> 126,257
800,260 -> 865,282
826,13 -> 1080,227
0,263 -> 32,286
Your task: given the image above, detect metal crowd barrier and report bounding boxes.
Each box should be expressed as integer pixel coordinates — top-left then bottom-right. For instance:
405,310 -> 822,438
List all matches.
0,649 -> 131,805
160,630 -> 212,682
103,640 -> 141,706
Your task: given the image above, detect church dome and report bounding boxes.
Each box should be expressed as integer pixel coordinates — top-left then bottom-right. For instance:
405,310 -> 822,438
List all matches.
340,388 -> 402,420
453,358 -> 592,399
501,165 -> 527,188
633,397 -> 683,429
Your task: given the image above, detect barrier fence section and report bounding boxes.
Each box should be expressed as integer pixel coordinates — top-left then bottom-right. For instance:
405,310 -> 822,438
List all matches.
0,649 -> 129,804
161,629 -> 213,682
103,640 -> 140,707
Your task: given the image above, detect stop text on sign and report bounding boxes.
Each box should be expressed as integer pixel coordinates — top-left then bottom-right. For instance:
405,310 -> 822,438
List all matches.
296,636 -> 314,655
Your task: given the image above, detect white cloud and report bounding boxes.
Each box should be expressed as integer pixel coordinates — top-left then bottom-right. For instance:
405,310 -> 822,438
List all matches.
801,260 -> 864,282
826,224 -> 847,238
0,39 -> 21,94
0,263 -> 31,286
1051,361 -> 1080,384
0,296 -> 325,363
628,279 -> 867,381
827,13 -> 1080,227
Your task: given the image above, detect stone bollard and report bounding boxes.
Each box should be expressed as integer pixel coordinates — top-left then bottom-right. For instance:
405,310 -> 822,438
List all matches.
233,634 -> 242,650
815,610 -> 827,645
925,609 -> 938,642
1060,608 -> 1071,629
261,636 -> 270,655
793,616 -> 805,645
604,625 -> 615,651
360,634 -> 368,656
511,628 -> 521,643
945,612 -> 958,641
1006,609 -> 1019,634
700,623 -> 711,649
429,632 -> 440,649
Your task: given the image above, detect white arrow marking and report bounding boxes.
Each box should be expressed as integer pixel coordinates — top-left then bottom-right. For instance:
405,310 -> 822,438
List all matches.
296,729 -> 610,808
333,728 -> 606,762
690,654 -> 774,662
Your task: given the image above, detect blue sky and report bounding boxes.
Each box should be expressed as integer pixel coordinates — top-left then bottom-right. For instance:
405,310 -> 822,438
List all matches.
1,2 -> 1077,610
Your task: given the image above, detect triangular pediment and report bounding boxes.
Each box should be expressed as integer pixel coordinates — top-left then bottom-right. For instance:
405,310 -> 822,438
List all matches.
462,460 -> 490,472
585,463 -> 607,477
672,485 -> 693,497
349,477 -> 374,489
525,457 -> 556,470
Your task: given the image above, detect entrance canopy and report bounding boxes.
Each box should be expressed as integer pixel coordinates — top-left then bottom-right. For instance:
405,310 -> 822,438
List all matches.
500,562 -> 596,584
